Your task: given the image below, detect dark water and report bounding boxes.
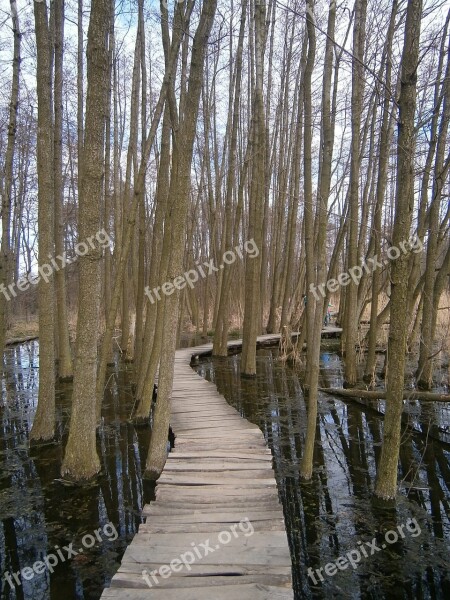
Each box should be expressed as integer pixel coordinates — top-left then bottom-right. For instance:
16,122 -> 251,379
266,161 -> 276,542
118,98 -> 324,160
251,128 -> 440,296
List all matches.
194,349 -> 450,600
1,339 -> 449,599
0,340 -> 154,600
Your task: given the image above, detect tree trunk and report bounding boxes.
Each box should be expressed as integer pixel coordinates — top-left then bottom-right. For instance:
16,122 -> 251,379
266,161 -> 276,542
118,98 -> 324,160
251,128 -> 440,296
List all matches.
53,0 -> 73,381
241,0 -> 266,376
343,0 -> 367,386
30,0 -> 56,444
61,0 -> 110,480
300,0 -> 319,480
417,40 -> 450,389
212,0 -> 247,357
364,0 -> 397,384
374,0 -> 423,501
0,0 -> 20,362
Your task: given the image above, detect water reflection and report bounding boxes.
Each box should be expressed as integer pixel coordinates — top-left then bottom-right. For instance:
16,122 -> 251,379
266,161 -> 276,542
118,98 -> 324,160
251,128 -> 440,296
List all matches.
0,341 -> 153,600
195,349 -> 450,600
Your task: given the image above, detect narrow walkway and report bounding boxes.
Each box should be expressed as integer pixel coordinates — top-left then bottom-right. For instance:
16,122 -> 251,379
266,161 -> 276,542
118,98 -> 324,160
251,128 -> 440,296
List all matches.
101,329 -> 341,599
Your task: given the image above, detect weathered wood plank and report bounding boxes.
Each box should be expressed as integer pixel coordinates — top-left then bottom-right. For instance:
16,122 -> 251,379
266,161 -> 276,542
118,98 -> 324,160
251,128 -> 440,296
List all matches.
102,583 -> 293,599
109,573 -> 292,589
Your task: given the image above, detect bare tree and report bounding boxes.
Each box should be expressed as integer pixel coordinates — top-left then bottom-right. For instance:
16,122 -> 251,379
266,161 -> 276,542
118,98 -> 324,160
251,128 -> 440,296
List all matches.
375,0 -> 423,501
0,0 -> 21,360
241,0 -> 266,376
30,0 -> 56,444
53,0 -> 73,381
61,0 -> 110,480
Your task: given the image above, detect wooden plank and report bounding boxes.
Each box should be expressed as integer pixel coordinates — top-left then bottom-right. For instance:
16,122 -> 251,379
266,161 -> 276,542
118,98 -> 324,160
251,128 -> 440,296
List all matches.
142,502 -> 282,513
168,452 -> 273,460
109,573 -> 292,589
157,475 -> 277,486
138,522 -> 285,534
127,531 -> 288,546
102,584 -> 293,599
117,563 -> 292,577
122,545 -> 291,566
138,513 -> 284,525
163,462 -> 273,472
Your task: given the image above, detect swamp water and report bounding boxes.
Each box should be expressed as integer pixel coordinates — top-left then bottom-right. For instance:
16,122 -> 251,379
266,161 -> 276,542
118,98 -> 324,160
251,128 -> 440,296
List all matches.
0,340 -> 154,599
0,339 -> 449,599
194,348 -> 450,599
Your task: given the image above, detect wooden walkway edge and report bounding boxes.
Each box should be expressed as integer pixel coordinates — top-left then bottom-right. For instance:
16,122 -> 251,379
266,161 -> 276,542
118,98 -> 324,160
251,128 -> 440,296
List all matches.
101,334 -> 299,599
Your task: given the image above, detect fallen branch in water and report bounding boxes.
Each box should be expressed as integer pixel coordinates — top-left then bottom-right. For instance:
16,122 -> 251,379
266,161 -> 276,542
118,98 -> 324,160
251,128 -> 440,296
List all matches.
319,388 -> 450,402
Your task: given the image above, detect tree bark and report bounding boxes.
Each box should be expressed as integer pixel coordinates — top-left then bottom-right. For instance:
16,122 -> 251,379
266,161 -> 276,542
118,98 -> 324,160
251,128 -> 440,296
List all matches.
343,0 -> 367,386
417,37 -> 450,389
241,0 -> 266,376
0,0 -> 21,361
30,0 -> 56,444
53,0 -> 73,381
374,0 -> 423,501
61,0 -> 110,480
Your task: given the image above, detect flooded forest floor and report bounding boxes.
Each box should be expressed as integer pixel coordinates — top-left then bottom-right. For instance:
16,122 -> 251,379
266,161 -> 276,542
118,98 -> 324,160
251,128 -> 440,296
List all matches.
0,338 -> 449,599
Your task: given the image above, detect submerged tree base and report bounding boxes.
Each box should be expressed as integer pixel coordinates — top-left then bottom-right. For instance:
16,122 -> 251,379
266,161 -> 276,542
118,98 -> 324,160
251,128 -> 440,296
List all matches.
372,490 -> 398,506
55,475 -> 101,487
143,467 -> 161,481
29,437 -> 58,449
60,466 -> 101,484
131,415 -> 151,427
417,377 -> 433,391
240,372 -> 257,379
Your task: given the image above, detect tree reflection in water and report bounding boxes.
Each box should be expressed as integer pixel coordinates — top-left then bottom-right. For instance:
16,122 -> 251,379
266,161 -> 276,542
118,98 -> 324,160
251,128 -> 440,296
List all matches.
195,348 -> 450,600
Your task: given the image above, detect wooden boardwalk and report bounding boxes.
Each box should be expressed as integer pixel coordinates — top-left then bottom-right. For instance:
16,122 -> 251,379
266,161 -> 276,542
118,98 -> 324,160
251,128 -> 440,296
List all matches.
101,329 -> 341,599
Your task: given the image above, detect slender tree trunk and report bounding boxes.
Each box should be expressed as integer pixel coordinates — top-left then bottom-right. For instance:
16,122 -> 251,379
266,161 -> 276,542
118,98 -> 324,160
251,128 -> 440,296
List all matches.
213,0 -> 247,357
103,0 -> 114,341
120,19 -> 142,359
134,0 -> 147,365
241,0 -> 266,376
61,0 -> 110,480
30,0 -> 56,444
300,0 -> 318,479
343,0 -> 367,386
77,0 -> 83,181
374,0 -> 423,501
417,41 -> 450,389
364,0 -> 397,384
0,0 -> 20,361
53,0 -> 73,381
